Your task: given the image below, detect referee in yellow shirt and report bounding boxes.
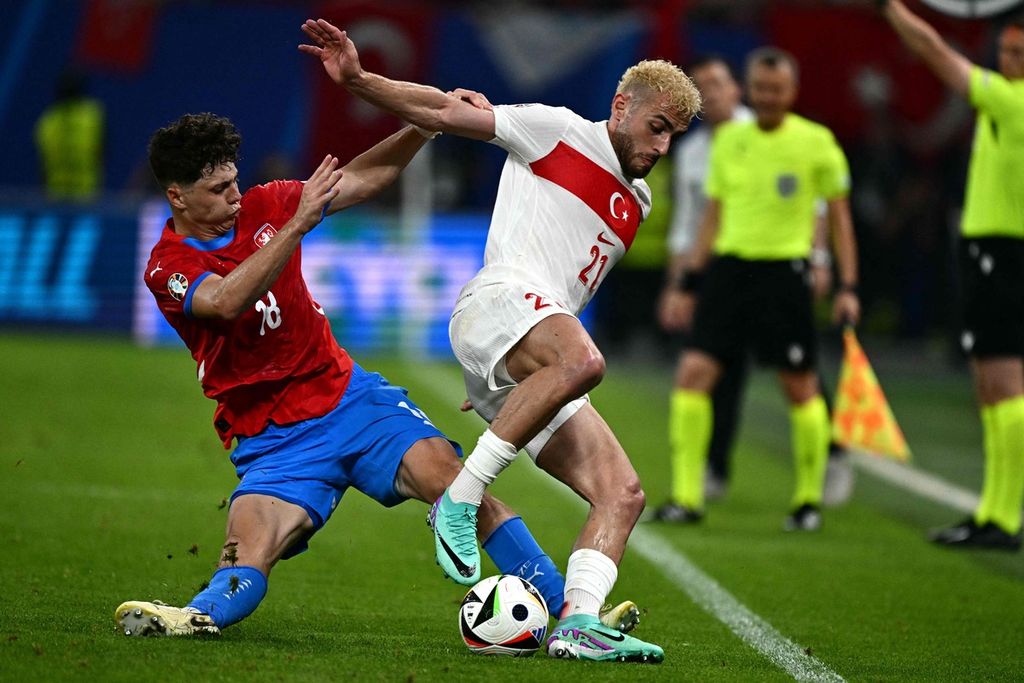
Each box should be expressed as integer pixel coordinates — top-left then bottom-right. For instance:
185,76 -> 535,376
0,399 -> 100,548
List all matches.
882,0 -> 1024,550
665,47 -> 861,531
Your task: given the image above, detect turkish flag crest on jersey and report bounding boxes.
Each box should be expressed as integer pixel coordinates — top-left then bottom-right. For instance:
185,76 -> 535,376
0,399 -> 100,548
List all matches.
530,141 -> 640,249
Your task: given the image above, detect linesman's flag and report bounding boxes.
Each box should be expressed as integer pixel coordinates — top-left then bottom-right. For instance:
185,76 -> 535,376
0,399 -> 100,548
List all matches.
831,328 -> 911,461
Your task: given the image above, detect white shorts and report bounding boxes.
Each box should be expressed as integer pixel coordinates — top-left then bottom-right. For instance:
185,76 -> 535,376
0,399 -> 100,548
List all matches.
448,281 -> 589,460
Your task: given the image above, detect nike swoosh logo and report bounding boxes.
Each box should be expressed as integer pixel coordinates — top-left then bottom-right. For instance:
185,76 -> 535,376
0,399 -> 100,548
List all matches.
597,231 -> 615,246
438,534 -> 476,578
592,627 -> 625,642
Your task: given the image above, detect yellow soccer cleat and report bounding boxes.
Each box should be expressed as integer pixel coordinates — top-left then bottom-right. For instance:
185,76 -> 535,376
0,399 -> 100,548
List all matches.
115,600 -> 220,637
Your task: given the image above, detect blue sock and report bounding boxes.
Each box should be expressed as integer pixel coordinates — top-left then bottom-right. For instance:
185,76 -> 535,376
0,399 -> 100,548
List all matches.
187,566 -> 267,629
482,516 -> 565,617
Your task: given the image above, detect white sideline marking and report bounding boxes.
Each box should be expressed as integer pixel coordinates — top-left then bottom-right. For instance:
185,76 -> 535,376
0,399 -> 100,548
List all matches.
410,363 -> 845,682
746,393 -> 983,514
850,450 -> 978,514
629,526 -> 844,683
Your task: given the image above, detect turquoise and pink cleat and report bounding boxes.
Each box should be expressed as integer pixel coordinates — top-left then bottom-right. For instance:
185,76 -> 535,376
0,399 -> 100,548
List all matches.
426,490 -> 481,585
546,613 -> 664,663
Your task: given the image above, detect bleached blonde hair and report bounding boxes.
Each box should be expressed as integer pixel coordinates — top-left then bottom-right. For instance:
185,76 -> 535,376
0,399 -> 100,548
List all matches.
616,59 -> 702,122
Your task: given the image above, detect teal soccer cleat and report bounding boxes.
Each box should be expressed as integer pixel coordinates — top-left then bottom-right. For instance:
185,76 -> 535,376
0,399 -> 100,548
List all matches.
427,490 -> 481,585
546,614 -> 664,663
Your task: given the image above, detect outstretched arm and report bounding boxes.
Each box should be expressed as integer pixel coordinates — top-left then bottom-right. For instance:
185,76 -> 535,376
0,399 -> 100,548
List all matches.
324,87 -> 498,214
300,18 -> 496,140
880,0 -> 973,96
326,125 -> 428,215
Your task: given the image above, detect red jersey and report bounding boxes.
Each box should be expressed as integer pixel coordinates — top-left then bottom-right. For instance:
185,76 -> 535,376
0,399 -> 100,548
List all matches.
144,180 -> 352,448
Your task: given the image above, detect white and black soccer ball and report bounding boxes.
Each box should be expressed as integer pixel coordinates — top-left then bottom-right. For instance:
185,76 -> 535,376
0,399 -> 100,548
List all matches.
459,574 -> 549,656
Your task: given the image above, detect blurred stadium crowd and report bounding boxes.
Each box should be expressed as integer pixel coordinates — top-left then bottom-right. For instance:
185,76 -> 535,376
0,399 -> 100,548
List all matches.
2,0 -> 1012,347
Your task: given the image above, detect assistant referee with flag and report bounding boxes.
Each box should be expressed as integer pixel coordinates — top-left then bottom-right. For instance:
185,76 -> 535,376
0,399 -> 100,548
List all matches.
881,0 -> 1024,550
664,47 -> 861,531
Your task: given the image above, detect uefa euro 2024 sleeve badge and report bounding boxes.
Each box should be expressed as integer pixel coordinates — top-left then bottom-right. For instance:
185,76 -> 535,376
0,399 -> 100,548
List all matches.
167,273 -> 189,301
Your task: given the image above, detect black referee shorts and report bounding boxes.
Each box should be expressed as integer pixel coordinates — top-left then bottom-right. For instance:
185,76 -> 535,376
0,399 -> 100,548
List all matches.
959,237 -> 1024,359
691,255 -> 817,371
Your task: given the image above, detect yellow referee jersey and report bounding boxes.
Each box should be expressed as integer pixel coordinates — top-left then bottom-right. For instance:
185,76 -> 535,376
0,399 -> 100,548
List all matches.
706,113 -> 849,260
963,66 -> 1024,239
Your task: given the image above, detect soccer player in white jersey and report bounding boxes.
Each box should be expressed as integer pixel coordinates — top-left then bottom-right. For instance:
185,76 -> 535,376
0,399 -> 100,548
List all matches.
300,19 -> 700,663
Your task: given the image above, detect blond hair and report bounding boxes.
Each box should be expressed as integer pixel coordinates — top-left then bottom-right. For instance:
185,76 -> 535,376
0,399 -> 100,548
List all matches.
616,60 -> 702,122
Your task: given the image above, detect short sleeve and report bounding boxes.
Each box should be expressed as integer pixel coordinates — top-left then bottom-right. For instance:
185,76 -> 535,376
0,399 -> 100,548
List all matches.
969,66 -> 1024,121
246,180 -> 303,220
144,242 -> 214,319
491,104 -> 575,162
815,130 -> 851,200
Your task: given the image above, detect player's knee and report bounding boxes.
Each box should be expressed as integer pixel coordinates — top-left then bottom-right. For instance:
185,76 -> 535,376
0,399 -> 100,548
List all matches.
596,472 -> 645,520
606,478 -> 646,524
677,354 -> 716,391
621,476 -> 646,520
781,371 -> 818,404
562,350 -> 605,395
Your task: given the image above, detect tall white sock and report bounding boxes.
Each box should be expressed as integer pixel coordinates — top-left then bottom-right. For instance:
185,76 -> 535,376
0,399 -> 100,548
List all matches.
448,430 -> 518,505
561,548 -> 618,619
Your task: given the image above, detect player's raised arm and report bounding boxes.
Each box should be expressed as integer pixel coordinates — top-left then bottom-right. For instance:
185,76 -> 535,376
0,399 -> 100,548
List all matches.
325,85 -> 498,214
879,0 -> 972,96
299,18 -> 496,141
325,125 -> 430,215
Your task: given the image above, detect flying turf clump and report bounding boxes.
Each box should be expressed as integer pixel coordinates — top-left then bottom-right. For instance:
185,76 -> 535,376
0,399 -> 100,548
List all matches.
221,541 -> 238,565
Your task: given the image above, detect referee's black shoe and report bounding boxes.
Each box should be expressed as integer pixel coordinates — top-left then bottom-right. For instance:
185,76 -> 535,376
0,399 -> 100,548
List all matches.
784,503 -> 822,532
651,501 -> 704,524
929,517 -> 1022,551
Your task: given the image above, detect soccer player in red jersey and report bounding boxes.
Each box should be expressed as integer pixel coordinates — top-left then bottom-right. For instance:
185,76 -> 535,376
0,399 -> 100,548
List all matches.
114,112 -> 600,636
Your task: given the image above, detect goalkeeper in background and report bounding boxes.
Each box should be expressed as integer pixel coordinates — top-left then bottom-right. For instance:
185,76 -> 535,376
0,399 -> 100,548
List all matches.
881,0 -> 1024,550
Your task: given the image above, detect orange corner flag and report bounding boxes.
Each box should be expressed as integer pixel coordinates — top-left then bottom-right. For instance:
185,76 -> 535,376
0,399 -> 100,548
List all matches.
831,328 -> 911,461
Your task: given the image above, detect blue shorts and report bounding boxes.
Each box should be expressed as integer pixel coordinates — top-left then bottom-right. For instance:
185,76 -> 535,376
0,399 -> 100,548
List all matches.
229,363 -> 459,557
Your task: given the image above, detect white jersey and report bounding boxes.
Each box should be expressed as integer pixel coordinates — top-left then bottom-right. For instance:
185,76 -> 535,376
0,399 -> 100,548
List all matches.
466,104 -> 652,316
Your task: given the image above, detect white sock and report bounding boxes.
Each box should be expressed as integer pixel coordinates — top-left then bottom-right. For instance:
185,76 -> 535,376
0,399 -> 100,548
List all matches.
561,548 -> 618,619
448,430 -> 518,505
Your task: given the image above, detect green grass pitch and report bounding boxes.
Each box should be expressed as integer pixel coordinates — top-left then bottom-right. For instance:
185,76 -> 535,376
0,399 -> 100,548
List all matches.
1,334 -> 1022,681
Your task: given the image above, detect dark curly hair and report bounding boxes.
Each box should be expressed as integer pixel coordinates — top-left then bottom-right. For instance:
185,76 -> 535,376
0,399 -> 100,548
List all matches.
148,113 -> 242,189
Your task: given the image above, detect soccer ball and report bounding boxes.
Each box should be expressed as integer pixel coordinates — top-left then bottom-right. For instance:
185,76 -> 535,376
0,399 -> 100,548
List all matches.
459,574 -> 549,656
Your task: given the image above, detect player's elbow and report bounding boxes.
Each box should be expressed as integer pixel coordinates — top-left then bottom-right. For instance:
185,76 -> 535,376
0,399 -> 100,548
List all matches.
195,291 -> 247,321
208,302 -> 246,322
434,97 -> 486,136
410,104 -> 446,134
